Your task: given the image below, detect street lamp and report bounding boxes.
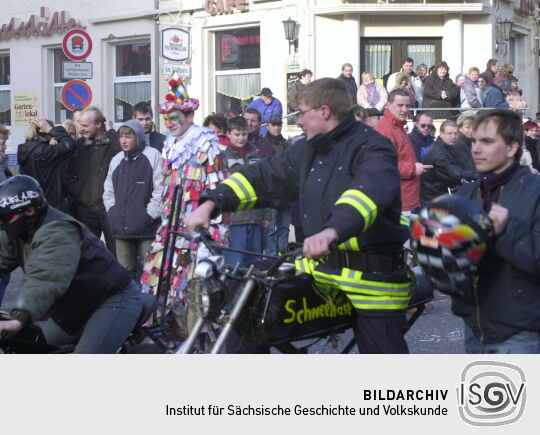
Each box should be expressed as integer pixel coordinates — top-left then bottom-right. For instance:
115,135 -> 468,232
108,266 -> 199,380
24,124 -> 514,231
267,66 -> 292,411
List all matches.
496,20 -> 513,55
282,17 -> 300,54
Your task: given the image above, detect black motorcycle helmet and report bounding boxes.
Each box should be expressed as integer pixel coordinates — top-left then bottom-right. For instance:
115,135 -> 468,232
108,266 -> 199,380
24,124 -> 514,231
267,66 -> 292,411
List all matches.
410,195 -> 494,298
0,175 -> 47,241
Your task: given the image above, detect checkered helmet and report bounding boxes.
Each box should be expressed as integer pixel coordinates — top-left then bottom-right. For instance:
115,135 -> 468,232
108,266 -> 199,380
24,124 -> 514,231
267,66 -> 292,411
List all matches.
410,195 -> 494,298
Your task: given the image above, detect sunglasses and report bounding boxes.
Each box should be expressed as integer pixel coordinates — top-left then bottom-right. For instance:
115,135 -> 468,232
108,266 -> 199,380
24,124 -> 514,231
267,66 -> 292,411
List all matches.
419,124 -> 432,128
0,213 -> 17,224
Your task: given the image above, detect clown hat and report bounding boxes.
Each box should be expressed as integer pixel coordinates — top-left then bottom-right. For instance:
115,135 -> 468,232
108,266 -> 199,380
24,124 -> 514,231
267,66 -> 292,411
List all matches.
159,72 -> 199,114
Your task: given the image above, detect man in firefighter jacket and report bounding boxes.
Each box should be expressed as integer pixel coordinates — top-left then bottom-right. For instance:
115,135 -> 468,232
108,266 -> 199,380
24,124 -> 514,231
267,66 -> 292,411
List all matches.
185,78 -> 413,353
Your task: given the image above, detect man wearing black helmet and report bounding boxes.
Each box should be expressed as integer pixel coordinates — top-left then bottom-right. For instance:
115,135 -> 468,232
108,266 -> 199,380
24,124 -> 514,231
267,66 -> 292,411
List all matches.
454,109 -> 540,353
0,175 -> 142,353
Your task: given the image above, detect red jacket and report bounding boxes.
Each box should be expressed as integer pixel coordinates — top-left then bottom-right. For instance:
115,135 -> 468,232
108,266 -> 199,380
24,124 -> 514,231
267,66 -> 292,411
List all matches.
375,110 -> 420,211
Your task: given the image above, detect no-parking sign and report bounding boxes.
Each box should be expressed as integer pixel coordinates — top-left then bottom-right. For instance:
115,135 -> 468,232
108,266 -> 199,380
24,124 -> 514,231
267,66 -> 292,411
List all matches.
61,80 -> 93,111
62,29 -> 93,61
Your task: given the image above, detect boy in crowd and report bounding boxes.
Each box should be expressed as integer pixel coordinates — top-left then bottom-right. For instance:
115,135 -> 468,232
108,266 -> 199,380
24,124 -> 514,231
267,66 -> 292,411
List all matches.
103,120 -> 163,279
133,102 -> 166,153
222,116 -> 270,265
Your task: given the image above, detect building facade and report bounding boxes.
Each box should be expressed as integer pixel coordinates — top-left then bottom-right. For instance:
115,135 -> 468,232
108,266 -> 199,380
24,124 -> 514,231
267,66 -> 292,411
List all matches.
0,0 -> 159,152
160,0 -> 538,129
0,0 -> 537,151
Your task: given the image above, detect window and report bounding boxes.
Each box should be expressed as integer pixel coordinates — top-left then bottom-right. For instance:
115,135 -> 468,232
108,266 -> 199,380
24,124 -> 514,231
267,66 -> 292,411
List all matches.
0,52 -> 11,126
114,41 -> 151,122
361,38 -> 441,81
52,48 -> 72,124
214,27 -> 260,116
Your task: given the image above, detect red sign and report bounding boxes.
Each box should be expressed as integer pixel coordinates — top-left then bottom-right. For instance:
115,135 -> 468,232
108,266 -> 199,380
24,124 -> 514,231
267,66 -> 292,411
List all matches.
204,0 -> 249,16
61,80 -> 92,111
0,8 -> 80,41
62,29 -> 93,61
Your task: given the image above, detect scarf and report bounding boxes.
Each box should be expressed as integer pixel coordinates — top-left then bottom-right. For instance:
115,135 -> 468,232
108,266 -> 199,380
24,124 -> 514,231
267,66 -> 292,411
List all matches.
365,81 -> 380,107
219,134 -> 248,156
480,159 -> 521,212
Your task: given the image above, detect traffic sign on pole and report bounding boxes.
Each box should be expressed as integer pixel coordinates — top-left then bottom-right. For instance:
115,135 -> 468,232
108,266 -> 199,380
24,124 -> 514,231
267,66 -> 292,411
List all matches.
62,29 -> 93,61
61,80 -> 93,111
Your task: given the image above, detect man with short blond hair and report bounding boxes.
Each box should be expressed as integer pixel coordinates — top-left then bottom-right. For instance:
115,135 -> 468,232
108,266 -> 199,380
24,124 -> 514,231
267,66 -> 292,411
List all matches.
66,106 -> 121,253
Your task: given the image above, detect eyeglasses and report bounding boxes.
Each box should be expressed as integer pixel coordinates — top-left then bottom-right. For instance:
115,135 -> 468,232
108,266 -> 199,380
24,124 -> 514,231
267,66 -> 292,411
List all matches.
297,107 -> 321,118
0,213 -> 17,224
419,124 -> 431,128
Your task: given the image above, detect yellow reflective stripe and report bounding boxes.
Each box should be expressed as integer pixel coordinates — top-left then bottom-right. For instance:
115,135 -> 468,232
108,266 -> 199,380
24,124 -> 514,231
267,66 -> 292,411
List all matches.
294,258 -> 310,273
338,237 -> 361,251
400,214 -> 409,227
221,173 -> 258,211
347,298 -> 410,310
312,267 -> 411,297
335,189 -> 377,231
292,258 -> 411,309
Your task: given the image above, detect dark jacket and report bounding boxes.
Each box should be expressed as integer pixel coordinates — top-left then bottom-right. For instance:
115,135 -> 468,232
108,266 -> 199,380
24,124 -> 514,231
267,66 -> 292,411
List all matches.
204,112 -> 408,251
148,131 -> 166,153
483,84 -> 510,109
525,136 -> 540,172
420,137 -> 478,203
422,72 -> 458,119
103,120 -> 163,239
17,126 -> 77,209
287,80 -> 305,112
65,130 -> 121,211
453,134 -> 476,172
265,132 -> 288,154
408,126 -> 435,162
337,74 -> 358,105
248,133 -> 276,158
454,166 -> 540,342
1,206 -> 131,334
222,143 -> 271,226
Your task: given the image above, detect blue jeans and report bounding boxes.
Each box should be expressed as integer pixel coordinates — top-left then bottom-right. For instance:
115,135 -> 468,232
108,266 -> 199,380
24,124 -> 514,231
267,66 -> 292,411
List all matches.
226,224 -> 263,267
0,274 -> 10,306
36,280 -> 142,353
265,207 -> 291,256
115,238 -> 153,280
464,323 -> 540,354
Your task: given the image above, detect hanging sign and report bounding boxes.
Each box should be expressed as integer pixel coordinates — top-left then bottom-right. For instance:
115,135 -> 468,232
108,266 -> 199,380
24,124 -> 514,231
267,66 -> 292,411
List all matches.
62,28 -> 93,61
161,27 -> 190,62
62,61 -> 93,80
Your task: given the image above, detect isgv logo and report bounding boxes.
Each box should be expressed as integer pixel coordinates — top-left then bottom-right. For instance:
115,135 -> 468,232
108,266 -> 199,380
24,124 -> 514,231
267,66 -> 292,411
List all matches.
457,361 -> 526,426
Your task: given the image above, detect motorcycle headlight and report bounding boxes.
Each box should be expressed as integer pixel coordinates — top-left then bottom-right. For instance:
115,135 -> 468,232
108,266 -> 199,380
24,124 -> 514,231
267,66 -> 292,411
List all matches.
194,256 -> 225,279
187,278 -> 226,320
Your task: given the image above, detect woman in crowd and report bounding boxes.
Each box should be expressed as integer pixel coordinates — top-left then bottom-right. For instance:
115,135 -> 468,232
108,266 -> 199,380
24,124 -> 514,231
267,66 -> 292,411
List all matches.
422,62 -> 458,119
356,71 -> 387,112
393,73 -> 417,107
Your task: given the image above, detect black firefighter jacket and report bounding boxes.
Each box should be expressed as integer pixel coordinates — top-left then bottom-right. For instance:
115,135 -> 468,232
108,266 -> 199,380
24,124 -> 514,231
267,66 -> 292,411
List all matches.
202,112 -> 409,254
454,166 -> 540,343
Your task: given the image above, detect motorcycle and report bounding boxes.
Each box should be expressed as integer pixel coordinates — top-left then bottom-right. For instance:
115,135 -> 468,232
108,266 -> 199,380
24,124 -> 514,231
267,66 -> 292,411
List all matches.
178,228 -> 433,354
